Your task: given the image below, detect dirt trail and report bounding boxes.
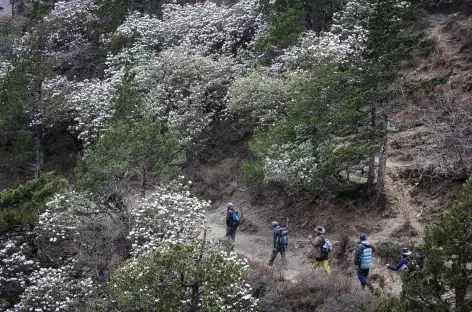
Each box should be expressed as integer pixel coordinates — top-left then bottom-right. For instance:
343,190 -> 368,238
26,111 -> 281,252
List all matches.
206,204 -> 311,283
206,202 -> 404,295
369,169 -> 425,244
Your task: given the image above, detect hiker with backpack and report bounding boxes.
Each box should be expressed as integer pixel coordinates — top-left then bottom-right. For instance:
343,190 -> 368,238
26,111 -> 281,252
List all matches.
225,203 -> 240,242
268,221 -> 288,266
354,234 -> 375,290
412,253 -> 425,271
309,226 -> 332,275
386,248 -> 411,272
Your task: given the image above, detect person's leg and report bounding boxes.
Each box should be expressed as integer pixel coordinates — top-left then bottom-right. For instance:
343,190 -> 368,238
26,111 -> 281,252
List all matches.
268,250 -> 278,266
358,268 -> 368,286
322,260 -> 331,275
313,258 -> 321,270
226,227 -> 233,239
280,249 -> 287,266
231,227 -> 237,242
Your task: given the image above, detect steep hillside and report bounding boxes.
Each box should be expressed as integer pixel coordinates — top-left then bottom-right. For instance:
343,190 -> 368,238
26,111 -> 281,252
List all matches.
1,0 -> 472,311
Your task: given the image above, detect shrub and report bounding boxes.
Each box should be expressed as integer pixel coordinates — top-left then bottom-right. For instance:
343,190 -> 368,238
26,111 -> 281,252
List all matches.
108,242 -> 257,311
375,241 -> 406,265
0,176 -> 67,232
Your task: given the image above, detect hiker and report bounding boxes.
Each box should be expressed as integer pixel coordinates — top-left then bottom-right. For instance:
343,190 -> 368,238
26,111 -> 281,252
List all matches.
354,234 -> 375,290
386,248 -> 411,272
225,203 -> 240,242
408,252 -> 425,272
309,226 -> 332,275
413,253 -> 425,270
268,221 -> 288,266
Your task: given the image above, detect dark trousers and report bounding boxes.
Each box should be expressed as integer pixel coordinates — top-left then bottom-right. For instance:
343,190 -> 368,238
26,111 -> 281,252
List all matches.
268,248 -> 287,266
357,268 -> 370,286
226,226 -> 237,242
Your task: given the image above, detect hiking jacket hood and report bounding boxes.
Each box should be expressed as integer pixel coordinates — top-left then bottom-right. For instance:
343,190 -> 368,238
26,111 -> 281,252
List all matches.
354,241 -> 375,269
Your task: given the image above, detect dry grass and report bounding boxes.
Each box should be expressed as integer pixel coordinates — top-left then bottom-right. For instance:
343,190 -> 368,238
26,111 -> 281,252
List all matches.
391,218 -> 419,238
245,262 -> 387,312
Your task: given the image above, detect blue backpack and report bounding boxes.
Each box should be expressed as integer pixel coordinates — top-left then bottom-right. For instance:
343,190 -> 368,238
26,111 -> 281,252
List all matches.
321,238 -> 333,254
232,210 -> 240,226
277,228 -> 288,248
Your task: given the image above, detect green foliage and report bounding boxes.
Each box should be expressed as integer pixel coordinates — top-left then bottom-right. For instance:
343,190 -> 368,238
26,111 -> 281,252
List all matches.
256,9 -> 305,50
0,131 -> 35,169
398,178 -> 472,311
108,242 -> 255,311
76,117 -> 184,199
76,73 -> 184,200
0,176 -> 68,232
259,0 -> 342,31
0,16 -> 23,60
375,241 -> 406,265
373,298 -> 406,312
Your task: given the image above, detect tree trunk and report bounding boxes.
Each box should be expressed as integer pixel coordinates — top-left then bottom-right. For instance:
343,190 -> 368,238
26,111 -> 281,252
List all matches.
189,229 -> 207,312
367,102 -> 377,189
455,284 -> 467,309
34,124 -> 44,179
376,112 -> 388,194
141,165 -> 146,198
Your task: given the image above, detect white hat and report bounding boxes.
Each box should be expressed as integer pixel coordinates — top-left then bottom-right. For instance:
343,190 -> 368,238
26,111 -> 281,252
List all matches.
314,226 -> 326,234
401,248 -> 412,256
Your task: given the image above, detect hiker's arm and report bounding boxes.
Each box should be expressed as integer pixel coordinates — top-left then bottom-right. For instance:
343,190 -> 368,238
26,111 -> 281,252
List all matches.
273,231 -> 277,249
226,210 -> 231,226
389,258 -> 407,271
312,236 -> 322,248
353,244 -> 363,265
371,245 -> 376,253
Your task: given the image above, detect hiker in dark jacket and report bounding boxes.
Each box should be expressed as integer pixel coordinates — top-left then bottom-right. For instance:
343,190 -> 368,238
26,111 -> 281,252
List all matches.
354,234 -> 375,289
386,248 -> 411,271
225,203 -> 239,242
268,221 -> 288,266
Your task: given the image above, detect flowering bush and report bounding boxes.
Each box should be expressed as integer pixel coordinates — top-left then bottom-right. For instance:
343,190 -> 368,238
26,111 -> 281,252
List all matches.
132,49 -> 241,145
36,192 -> 93,245
0,240 -> 39,308
113,0 -> 267,57
0,61 -> 10,90
11,263 -> 95,312
226,69 -> 308,128
109,242 -> 257,311
35,191 -> 129,282
67,72 -> 124,146
283,0 -> 374,69
128,182 -> 209,256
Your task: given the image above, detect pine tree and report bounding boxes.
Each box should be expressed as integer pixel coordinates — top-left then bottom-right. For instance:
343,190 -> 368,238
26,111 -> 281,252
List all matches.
400,178 -> 472,311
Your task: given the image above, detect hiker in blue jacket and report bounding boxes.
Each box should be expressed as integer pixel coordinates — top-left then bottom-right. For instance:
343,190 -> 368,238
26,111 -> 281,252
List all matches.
225,203 -> 240,242
268,221 -> 288,266
353,234 -> 375,290
386,248 -> 411,271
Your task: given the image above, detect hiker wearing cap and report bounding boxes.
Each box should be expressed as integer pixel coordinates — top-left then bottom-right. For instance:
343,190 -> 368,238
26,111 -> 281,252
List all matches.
268,221 -> 288,266
308,226 -> 332,275
225,203 -> 240,242
354,234 -> 375,290
386,248 -> 411,271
